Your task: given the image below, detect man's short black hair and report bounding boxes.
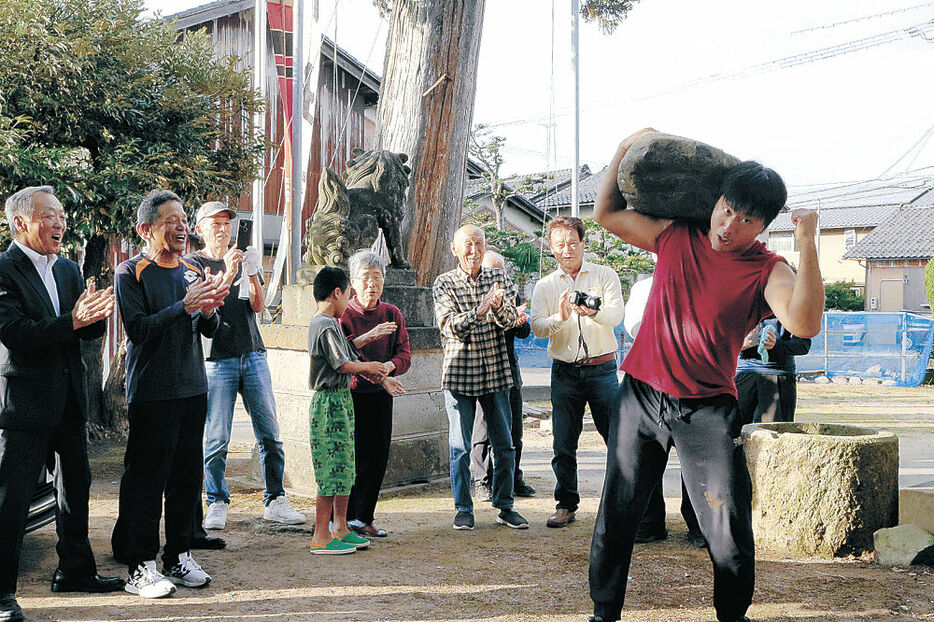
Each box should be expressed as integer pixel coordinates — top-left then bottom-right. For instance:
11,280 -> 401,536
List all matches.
720,161 -> 787,228
313,266 -> 349,301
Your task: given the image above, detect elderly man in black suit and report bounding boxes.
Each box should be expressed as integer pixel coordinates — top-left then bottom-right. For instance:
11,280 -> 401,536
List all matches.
0,186 -> 123,622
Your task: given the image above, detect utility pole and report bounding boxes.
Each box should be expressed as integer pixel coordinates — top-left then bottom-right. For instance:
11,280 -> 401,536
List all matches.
570,0 -> 580,217
290,0 -> 304,283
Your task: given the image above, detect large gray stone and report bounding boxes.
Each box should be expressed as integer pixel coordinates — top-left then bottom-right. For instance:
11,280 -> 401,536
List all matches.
617,132 -> 740,223
873,524 -> 934,566
899,488 -> 934,535
743,422 -> 899,557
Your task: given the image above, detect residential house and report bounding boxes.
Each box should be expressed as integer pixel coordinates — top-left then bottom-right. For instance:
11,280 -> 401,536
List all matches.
766,176 -> 932,293
171,0 -> 380,247
843,187 -> 934,314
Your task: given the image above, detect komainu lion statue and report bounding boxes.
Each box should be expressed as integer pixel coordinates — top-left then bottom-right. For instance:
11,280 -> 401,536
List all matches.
302,149 -> 412,277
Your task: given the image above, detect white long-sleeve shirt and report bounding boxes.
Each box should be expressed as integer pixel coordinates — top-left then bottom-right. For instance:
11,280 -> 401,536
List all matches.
530,261 -> 624,363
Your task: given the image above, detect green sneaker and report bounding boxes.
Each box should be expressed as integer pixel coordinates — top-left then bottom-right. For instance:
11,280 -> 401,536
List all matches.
309,537 -> 356,555
336,531 -> 370,550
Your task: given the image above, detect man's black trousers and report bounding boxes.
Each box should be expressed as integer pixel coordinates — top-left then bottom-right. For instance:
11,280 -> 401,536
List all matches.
589,375 -> 754,622
469,385 -> 524,486
112,395 -> 206,569
0,391 -> 95,595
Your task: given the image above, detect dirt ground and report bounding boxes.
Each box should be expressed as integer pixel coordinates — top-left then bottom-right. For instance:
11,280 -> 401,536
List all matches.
12,384 -> 934,621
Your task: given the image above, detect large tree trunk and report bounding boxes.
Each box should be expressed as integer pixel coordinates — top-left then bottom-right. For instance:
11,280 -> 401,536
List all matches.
376,0 -> 485,286
80,234 -> 116,430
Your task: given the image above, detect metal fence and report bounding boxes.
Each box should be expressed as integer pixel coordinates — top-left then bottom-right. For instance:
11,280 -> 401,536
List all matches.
515,311 -> 934,388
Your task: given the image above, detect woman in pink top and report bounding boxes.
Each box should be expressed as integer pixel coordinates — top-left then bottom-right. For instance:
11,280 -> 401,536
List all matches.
339,250 -> 411,538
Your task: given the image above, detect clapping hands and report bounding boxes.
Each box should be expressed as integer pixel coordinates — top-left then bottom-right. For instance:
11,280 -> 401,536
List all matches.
183,269 -> 230,316
72,282 -> 116,330
478,282 -> 506,316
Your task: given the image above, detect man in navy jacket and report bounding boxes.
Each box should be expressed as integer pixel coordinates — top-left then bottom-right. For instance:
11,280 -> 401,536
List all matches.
0,186 -> 122,622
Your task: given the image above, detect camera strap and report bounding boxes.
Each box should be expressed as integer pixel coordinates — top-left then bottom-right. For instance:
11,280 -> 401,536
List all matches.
575,313 -> 591,363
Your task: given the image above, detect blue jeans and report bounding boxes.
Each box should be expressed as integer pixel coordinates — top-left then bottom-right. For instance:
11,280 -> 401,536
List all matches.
443,390 -> 515,512
550,359 -> 617,512
204,352 -> 285,506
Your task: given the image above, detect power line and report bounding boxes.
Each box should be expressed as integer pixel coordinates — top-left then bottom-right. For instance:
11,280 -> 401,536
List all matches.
479,20 -> 934,132
791,2 -> 934,35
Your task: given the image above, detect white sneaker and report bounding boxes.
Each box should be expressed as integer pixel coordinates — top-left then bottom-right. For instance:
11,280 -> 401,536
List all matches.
263,496 -> 306,524
203,501 -> 228,530
125,561 -> 176,598
164,552 -> 212,588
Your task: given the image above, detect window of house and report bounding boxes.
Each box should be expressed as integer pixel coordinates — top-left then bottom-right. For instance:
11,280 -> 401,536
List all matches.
844,229 -> 856,251
769,232 -> 796,253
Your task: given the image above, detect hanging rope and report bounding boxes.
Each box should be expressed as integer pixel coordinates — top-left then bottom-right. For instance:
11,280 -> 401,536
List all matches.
328,15 -> 385,169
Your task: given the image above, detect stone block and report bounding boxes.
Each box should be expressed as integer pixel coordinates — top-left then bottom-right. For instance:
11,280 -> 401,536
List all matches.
254,338 -> 449,492
900,489 -> 934,534
873,524 -> 934,566
814,376 -> 831,384
743,422 -> 899,557
617,132 -> 740,223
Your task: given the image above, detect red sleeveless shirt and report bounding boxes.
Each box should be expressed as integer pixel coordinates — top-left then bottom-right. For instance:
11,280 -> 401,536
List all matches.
621,222 -> 787,399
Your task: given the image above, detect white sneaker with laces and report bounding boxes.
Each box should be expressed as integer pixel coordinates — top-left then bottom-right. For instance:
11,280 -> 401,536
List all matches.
164,552 -> 211,588
203,501 -> 228,530
263,496 -> 306,524
125,561 -> 176,599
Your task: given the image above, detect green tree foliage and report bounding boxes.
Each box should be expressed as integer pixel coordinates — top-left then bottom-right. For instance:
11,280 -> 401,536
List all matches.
0,0 -> 264,279
468,126 -> 547,232
580,0 -> 642,34
824,280 -> 864,311
583,218 -> 654,297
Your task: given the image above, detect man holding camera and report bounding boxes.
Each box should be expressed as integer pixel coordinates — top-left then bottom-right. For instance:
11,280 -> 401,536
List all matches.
531,216 -> 624,529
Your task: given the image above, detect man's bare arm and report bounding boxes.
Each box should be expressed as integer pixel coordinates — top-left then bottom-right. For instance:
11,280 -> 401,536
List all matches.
594,128 -> 672,253
764,209 -> 824,338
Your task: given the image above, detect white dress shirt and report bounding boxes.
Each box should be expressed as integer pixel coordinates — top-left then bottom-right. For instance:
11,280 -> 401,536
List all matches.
624,276 -> 653,339
530,261 -> 624,363
15,240 -> 61,315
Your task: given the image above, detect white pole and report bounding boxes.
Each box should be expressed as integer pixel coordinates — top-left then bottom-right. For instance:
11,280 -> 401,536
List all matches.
570,0 -> 580,218
252,0 -> 266,252
290,0 -> 304,283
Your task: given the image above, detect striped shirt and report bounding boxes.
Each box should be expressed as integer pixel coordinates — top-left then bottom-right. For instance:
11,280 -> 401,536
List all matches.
432,266 -> 517,396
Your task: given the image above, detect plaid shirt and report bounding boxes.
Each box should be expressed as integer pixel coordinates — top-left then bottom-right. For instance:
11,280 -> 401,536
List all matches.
432,266 -> 517,396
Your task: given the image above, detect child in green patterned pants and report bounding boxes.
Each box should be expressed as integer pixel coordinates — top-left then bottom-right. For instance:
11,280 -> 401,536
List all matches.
307,267 -> 391,554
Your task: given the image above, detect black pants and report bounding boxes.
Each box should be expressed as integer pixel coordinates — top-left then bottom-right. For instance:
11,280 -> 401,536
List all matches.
470,385 -> 524,486
735,372 -> 797,424
589,376 -> 754,622
637,476 -> 702,537
112,395 -> 206,569
0,393 -> 95,594
348,391 -> 394,525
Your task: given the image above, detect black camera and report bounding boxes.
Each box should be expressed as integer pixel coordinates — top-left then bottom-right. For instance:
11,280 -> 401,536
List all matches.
571,290 -> 602,311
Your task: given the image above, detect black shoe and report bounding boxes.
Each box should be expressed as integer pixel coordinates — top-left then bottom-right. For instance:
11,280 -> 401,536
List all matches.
588,617 -> 605,622
191,535 -> 227,550
514,480 -> 536,497
50,569 -> 125,593
634,528 -> 668,543
453,511 -> 475,530
686,528 -> 708,548
0,594 -> 23,622
496,509 -> 529,529
719,618 -> 750,622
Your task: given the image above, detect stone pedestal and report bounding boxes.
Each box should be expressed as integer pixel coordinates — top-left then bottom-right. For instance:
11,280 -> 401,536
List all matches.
743,422 -> 898,557
254,268 -> 448,495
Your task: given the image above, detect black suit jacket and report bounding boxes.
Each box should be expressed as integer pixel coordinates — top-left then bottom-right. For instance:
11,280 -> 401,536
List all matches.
0,243 -> 104,431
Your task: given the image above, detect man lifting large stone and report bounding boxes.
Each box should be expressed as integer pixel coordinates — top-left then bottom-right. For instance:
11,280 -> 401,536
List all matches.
587,129 -> 824,622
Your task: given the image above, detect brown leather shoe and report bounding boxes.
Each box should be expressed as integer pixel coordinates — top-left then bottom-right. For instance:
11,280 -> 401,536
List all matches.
546,509 -> 576,528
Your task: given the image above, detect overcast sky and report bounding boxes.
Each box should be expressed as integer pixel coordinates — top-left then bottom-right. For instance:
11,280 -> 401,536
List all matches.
147,0 -> 934,189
